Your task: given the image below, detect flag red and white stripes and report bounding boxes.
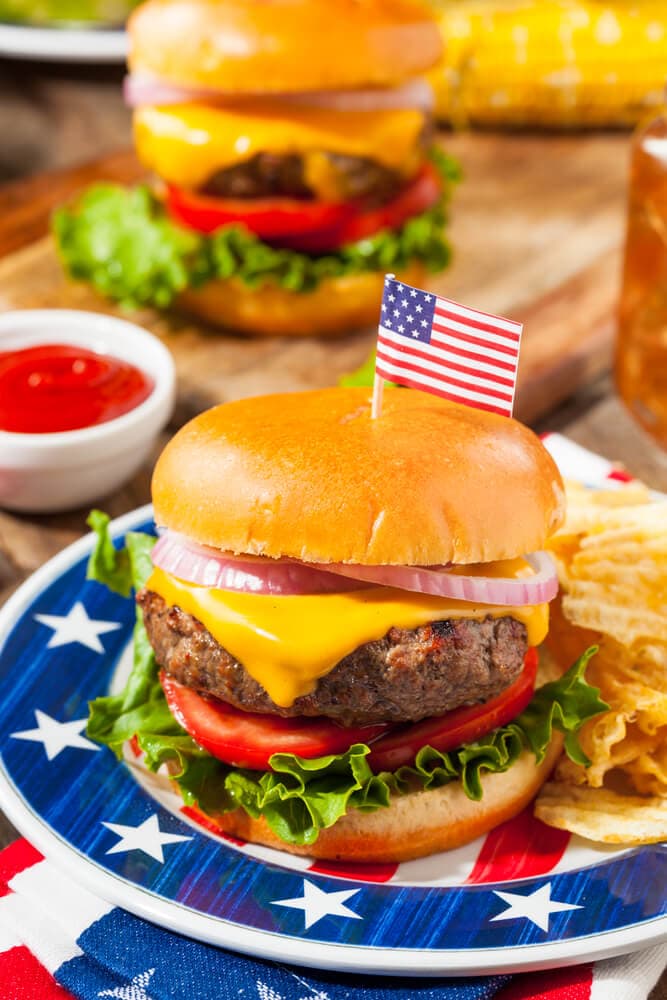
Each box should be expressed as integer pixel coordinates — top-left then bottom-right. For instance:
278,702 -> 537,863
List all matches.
375,276 -> 523,418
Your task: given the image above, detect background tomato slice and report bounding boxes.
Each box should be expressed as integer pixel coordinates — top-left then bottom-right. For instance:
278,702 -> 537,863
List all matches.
366,648 -> 539,773
160,672 -> 390,771
165,162 -> 442,250
278,163 -> 443,253
165,185 -> 355,239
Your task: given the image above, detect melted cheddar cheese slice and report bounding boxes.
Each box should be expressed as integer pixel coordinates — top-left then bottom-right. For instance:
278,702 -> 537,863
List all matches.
134,103 -> 426,190
146,565 -> 549,709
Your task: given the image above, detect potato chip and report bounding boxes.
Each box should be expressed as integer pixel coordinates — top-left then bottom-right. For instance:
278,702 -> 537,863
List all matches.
536,479 -> 667,844
534,784 -> 667,845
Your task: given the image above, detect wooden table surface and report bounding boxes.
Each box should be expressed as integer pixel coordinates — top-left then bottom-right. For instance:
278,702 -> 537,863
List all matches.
0,57 -> 665,995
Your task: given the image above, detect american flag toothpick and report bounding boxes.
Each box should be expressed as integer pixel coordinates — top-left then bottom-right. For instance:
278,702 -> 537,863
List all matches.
371,275 -> 523,419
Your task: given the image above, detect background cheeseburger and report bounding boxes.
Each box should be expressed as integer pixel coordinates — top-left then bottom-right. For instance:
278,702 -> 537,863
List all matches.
87,388 -> 606,862
55,0 -> 457,337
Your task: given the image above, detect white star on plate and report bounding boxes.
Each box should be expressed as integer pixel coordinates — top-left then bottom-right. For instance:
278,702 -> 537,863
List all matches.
397,324 -> 405,333
396,283 -> 404,292
388,293 -> 395,303
381,303 -> 387,312
410,288 -> 417,297
421,319 -> 428,328
11,710 -> 100,761
35,601 -> 121,653
385,319 -> 392,328
425,294 -> 432,302
412,330 -> 420,338
406,314 -> 414,323
271,879 -> 362,930
102,814 -> 192,863
416,304 -> 423,313
401,299 -> 408,308
393,309 -> 400,318
98,968 -> 155,999
490,883 -> 582,932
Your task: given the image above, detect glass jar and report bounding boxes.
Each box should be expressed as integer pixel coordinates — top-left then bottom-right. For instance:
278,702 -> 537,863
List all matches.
616,107 -> 667,449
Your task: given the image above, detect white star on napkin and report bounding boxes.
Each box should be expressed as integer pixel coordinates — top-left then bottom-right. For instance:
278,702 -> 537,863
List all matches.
102,815 -> 192,863
35,601 -> 121,653
98,968 -> 155,999
271,879 -> 362,930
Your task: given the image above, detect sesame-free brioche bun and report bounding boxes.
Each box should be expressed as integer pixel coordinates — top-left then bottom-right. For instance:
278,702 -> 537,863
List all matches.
152,386 -> 565,565
176,263 -> 428,338
128,0 -> 442,94
207,735 -> 564,862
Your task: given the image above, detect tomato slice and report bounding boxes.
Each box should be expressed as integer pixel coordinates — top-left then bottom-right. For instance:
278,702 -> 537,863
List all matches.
165,162 -> 442,250
366,648 -> 539,773
160,672 -> 391,771
160,647 -> 537,774
165,184 -> 356,239
279,163 -> 442,253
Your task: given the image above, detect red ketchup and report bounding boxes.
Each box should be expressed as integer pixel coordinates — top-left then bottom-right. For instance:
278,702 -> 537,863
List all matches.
0,343 -> 154,434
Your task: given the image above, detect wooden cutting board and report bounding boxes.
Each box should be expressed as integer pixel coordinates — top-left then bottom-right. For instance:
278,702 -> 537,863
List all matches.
0,131 -> 629,425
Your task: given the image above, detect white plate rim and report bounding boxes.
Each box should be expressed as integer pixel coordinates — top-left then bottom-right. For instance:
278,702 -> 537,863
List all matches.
0,21 -> 126,61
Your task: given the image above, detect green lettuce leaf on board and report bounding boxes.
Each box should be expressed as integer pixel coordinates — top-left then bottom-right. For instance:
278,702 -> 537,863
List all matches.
86,516 -> 608,847
53,152 -> 460,310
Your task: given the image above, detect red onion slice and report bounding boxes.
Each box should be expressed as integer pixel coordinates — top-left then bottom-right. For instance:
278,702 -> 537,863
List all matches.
151,532 -> 558,605
151,533 -> 365,596
322,552 -> 559,606
124,73 -> 434,114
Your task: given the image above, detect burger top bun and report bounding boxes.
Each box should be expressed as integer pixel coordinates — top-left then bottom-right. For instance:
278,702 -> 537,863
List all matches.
128,0 -> 443,93
152,387 -> 565,566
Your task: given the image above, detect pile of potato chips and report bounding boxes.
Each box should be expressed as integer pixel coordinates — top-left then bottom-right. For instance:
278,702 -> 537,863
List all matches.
534,480 -> 667,845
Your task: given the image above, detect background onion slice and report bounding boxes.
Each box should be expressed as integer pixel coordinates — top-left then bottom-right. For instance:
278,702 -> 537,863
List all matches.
151,533 -> 365,595
322,552 -> 559,606
124,74 -> 434,113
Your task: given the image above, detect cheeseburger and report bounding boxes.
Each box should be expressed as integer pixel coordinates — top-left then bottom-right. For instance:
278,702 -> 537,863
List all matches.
88,388 -> 605,862
55,0 -> 457,337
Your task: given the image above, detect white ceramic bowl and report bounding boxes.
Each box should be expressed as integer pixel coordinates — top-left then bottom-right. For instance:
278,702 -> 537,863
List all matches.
0,310 -> 176,513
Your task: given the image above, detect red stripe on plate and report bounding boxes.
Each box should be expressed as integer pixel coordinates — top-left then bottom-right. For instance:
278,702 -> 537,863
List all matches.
496,962 -> 593,999
465,808 -> 571,884
180,806 -> 246,847
431,323 -> 521,358
374,366 -> 511,417
0,840 -> 43,896
0,945 -> 73,998
308,859 -> 398,883
607,468 -> 634,483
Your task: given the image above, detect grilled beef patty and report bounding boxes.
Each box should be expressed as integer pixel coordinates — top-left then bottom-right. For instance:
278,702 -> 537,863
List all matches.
201,152 -> 404,204
138,589 -> 528,727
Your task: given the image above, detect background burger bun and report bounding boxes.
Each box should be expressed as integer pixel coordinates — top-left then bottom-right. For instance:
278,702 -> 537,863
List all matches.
206,736 -> 564,862
153,386 -> 566,566
129,0 -> 443,93
176,263 -> 428,337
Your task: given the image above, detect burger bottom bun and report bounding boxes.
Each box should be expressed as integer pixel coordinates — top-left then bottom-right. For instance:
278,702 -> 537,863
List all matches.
177,263 -> 428,338
208,735 -> 564,863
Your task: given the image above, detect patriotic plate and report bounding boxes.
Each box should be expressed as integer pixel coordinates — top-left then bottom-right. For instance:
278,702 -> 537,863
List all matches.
0,499 -> 665,976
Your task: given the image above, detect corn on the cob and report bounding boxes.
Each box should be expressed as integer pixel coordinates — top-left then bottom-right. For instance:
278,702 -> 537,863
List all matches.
429,1 -> 667,127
